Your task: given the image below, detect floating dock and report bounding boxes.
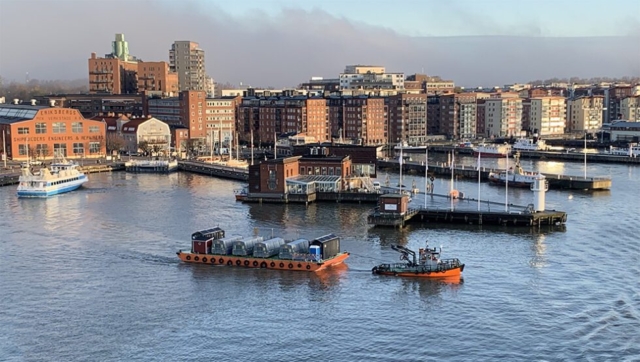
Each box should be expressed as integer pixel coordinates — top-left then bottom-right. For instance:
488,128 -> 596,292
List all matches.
125,160 -> 178,173
377,159 -> 611,191
178,160 -> 248,181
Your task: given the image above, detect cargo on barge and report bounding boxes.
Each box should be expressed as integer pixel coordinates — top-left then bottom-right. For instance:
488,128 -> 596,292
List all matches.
177,227 -> 349,272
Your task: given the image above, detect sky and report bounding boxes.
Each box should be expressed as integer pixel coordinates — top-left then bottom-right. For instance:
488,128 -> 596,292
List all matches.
0,0 -> 639,88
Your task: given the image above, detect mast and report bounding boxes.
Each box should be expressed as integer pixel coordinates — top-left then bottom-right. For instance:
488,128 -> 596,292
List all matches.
2,129 -> 6,168
584,130 -> 587,178
450,150 -> 454,211
477,152 -> 481,211
250,128 -> 254,166
274,131 -> 277,160
505,152 -> 509,212
424,147 -> 428,208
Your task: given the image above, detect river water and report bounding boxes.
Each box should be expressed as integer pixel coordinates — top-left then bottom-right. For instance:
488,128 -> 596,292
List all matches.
1,157 -> 639,361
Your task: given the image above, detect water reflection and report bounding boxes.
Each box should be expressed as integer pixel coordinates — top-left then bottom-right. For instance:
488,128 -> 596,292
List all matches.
403,222 -> 567,236
529,234 -> 547,269
394,276 -> 464,303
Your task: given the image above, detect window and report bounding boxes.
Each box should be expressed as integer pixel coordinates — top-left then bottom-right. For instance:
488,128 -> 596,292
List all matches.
89,142 -> 100,154
53,122 -> 66,133
72,122 -> 83,133
89,126 -> 100,133
18,144 -> 27,156
36,144 -> 49,158
53,143 -> 67,157
18,127 -> 29,134
35,123 -> 46,134
314,167 -> 320,175
336,167 -> 341,175
73,143 -> 84,155
322,167 -> 327,175
300,167 -> 305,174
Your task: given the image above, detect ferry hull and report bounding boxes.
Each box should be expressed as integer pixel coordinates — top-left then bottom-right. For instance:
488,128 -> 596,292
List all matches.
488,178 -> 531,188
373,265 -> 464,278
17,177 -> 88,198
176,251 -> 350,272
473,151 -> 507,158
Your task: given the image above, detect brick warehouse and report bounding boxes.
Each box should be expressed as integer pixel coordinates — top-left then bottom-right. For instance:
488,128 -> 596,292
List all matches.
0,104 -> 107,161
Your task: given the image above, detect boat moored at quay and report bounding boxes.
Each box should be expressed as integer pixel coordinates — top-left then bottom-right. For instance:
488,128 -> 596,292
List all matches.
473,143 -> 511,158
16,158 -> 88,197
176,227 -> 350,272
372,243 -> 464,278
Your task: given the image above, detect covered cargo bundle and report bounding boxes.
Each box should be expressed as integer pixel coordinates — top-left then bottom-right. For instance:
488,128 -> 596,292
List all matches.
253,237 -> 286,258
232,236 -> 264,256
211,236 -> 243,255
278,238 -> 310,260
192,239 -> 212,254
311,234 -> 340,259
192,227 -> 225,241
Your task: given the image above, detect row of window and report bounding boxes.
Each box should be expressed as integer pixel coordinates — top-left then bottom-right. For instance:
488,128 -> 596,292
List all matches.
16,123 -> 101,134
49,176 -> 82,186
299,166 -> 341,176
17,142 -> 101,156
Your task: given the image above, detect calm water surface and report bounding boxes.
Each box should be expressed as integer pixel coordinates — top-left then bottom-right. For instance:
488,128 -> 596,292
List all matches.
1,157 -> 639,361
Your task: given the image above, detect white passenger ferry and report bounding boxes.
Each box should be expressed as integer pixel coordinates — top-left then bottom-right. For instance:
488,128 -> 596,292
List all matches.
17,158 -> 88,198
512,138 -> 548,151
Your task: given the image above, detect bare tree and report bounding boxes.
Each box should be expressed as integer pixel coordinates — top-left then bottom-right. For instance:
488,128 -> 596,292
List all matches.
106,133 -> 126,154
138,140 -> 150,156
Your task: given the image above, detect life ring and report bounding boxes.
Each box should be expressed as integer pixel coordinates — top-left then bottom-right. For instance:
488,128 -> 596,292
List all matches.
279,263 -> 285,268
288,263 -> 293,269
227,260 -> 233,266
261,262 -> 267,268
219,258 -> 224,264
211,258 -> 216,264
186,255 -> 191,261
306,265 -> 311,270
202,257 -> 207,263
253,261 -> 259,267
243,260 -> 250,266
236,260 -> 242,266
297,264 -> 302,269
270,262 -> 275,268
194,256 -> 199,261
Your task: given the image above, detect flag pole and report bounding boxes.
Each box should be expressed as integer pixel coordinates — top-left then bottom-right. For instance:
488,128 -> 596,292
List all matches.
424,147 -> 428,209
505,152 -> 509,212
477,152 -> 481,211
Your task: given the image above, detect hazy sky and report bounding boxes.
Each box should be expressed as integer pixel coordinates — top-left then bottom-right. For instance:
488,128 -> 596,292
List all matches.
0,0 -> 639,88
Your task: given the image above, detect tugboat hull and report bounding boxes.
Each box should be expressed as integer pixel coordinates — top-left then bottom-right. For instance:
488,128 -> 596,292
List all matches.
372,264 -> 464,278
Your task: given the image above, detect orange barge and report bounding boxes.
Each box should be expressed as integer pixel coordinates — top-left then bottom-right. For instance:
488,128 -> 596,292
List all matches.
177,228 -> 349,273
372,243 -> 464,278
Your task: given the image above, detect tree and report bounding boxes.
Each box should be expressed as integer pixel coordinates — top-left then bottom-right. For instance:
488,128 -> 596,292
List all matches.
138,140 -> 150,155
106,133 -> 126,154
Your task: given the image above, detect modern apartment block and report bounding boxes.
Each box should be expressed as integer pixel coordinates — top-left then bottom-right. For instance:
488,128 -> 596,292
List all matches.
620,96 -> 640,121
342,97 -> 386,145
169,41 -> 206,92
405,74 -> 455,95
566,96 -> 604,133
457,93 -> 490,139
528,97 -> 566,136
605,85 -> 635,122
387,93 -> 427,145
339,65 -> 404,91
484,97 -> 523,138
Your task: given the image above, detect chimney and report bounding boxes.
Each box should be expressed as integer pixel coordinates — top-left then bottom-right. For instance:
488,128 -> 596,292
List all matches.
91,52 -> 96,59
30,99 -> 36,106
49,100 -> 56,107
13,98 -> 20,105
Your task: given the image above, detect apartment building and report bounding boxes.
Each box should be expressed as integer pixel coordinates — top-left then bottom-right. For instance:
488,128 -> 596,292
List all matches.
566,96 -> 604,133
528,97 -> 566,136
169,41 -> 206,91
342,97 -> 386,145
620,96 -> 640,121
484,97 -> 523,138
339,65 -> 404,91
387,93 -> 427,145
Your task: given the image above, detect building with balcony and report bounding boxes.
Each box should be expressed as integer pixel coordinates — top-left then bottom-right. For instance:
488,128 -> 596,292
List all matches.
387,93 -> 427,145
620,96 -> 640,121
484,97 -> 523,138
120,117 -> 171,155
528,97 -> 566,136
566,96 -> 604,133
339,65 -> 404,91
169,41 -> 206,91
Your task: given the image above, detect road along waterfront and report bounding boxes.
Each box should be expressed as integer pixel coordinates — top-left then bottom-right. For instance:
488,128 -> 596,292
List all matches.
1,160 -> 639,361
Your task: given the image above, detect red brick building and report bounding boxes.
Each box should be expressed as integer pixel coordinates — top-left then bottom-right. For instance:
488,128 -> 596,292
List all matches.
0,104 -> 106,161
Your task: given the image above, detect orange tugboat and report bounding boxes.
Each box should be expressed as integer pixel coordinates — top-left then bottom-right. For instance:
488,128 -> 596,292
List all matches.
371,243 -> 464,278
177,227 -> 349,272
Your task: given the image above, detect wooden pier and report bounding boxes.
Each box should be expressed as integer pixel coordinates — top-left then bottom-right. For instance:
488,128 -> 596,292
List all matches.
178,160 -> 249,181
377,159 -> 612,191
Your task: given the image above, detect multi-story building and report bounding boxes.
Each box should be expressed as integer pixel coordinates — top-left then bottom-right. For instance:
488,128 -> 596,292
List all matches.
204,96 -> 241,149
605,85 -> 635,122
566,96 -> 604,133
620,96 -> 640,121
36,94 -> 144,118
406,74 -> 455,95
136,61 -> 178,95
457,93 -> 490,139
387,93 -> 427,145
120,117 -> 171,155
528,97 -> 566,136
0,104 -> 106,161
169,41 -> 206,91
484,97 -> 523,138
89,34 -> 177,95
339,65 -> 404,91
342,97 -> 386,145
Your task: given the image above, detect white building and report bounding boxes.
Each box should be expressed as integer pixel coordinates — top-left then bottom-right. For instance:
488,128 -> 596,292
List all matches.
484,98 -> 523,137
566,96 -> 604,133
529,97 -> 566,136
609,121 -> 640,141
120,116 -> 171,154
339,65 -> 404,91
621,96 -> 640,121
